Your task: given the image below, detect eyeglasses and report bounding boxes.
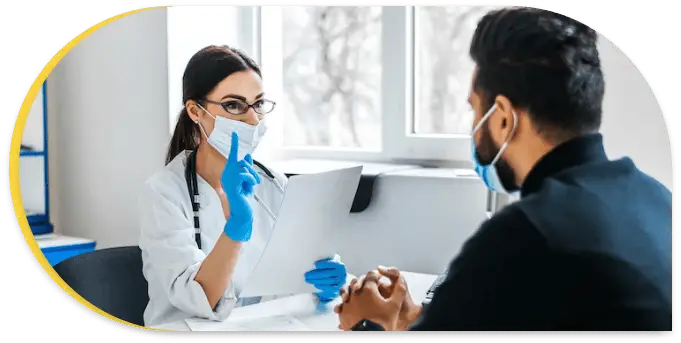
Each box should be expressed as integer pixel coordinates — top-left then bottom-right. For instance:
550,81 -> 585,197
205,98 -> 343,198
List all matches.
201,99 -> 276,116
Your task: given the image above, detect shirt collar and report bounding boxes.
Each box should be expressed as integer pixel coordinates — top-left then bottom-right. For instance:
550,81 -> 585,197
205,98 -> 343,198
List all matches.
521,133 -> 608,197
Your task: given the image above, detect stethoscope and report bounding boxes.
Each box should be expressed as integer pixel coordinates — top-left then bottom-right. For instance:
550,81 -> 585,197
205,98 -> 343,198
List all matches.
185,149 -> 284,249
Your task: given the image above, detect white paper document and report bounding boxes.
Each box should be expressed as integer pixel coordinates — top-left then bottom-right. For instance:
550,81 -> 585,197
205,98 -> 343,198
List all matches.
239,165 -> 363,298
185,314 -> 309,331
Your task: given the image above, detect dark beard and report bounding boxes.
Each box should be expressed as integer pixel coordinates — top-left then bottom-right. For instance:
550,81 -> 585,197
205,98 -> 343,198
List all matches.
475,121 -> 520,192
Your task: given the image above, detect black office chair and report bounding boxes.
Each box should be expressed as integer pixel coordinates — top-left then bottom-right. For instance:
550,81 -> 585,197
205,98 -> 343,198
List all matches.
53,246 -> 149,327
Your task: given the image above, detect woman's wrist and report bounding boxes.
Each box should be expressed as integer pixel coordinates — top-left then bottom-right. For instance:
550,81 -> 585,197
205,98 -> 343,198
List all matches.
217,232 -> 242,248
216,188 -> 231,220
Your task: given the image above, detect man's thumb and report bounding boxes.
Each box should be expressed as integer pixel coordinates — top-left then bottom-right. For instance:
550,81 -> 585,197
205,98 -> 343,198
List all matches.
394,276 -> 408,295
387,280 -> 408,308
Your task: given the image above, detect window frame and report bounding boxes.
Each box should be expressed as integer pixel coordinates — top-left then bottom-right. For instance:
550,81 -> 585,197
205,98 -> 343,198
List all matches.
251,6 -> 475,164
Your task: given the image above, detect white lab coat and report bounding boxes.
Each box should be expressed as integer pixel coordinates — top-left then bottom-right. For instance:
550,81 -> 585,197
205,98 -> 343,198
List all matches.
138,151 -> 287,327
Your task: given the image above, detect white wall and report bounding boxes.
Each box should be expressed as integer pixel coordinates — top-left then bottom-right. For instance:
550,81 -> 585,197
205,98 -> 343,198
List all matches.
47,8 -> 170,248
598,36 -> 673,190
42,9 -> 672,274
166,6 -> 250,134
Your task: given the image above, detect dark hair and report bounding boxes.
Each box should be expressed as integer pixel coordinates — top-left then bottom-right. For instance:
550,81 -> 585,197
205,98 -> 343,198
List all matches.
470,7 -> 604,142
165,45 -> 261,164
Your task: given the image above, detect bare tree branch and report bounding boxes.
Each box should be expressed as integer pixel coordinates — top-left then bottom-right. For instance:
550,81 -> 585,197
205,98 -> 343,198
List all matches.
281,6 -> 380,146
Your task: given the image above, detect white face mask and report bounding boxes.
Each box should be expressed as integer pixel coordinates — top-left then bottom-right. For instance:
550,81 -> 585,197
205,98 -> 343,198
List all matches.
196,104 -> 268,161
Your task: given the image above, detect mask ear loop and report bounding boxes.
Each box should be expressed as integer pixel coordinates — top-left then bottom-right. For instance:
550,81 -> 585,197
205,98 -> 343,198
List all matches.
193,103 -> 216,140
196,102 -> 217,121
471,104 -> 497,135
489,109 -> 518,166
196,118 -> 209,140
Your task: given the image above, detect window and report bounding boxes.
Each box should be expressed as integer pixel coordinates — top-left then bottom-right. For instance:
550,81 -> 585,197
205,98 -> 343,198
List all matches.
414,6 -> 493,135
171,6 -> 496,163
280,7 -> 382,150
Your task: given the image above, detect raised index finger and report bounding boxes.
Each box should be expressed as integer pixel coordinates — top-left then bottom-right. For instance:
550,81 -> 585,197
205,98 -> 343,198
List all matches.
228,131 -> 239,164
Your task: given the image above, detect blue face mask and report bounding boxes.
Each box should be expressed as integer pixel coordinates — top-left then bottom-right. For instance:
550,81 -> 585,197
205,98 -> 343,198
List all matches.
471,142 -> 505,193
470,104 -> 518,194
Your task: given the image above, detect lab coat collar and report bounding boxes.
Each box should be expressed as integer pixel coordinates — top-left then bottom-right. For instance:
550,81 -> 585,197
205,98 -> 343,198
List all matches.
521,133 -> 608,198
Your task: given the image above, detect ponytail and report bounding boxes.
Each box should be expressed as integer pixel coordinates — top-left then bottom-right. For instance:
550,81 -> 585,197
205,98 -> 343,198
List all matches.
165,108 -> 199,165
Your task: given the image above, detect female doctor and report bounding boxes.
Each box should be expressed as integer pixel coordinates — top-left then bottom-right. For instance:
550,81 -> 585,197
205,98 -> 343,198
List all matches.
139,45 -> 346,327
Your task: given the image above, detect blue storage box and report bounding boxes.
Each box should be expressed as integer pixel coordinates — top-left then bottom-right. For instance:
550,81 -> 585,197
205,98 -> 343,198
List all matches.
35,234 -> 96,266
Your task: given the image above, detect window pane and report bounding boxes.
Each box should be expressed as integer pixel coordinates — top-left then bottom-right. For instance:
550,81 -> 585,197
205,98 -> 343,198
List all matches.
414,6 -> 493,135
281,7 -> 382,149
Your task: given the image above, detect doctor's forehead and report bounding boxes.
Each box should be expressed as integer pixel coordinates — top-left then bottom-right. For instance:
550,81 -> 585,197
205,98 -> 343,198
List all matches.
209,69 -> 264,101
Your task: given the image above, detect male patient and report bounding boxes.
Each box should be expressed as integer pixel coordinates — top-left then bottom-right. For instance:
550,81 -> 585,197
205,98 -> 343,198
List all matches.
335,7 -> 672,331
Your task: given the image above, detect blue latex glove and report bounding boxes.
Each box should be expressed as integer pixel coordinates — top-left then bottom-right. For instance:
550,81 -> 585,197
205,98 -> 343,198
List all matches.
221,132 -> 261,242
304,255 -> 347,302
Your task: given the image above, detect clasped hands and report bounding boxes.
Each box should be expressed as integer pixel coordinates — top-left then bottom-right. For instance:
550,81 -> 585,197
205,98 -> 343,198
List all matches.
334,266 -> 422,331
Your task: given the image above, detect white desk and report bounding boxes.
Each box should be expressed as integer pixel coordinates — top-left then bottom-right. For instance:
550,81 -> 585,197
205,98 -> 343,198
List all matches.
153,272 -> 438,331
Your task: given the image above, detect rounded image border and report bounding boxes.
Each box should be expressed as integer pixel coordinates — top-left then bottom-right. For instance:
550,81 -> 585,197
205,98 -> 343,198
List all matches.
7,4 -> 674,331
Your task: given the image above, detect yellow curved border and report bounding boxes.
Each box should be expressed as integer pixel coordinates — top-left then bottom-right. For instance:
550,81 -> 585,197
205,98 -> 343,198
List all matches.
9,6 -> 166,331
